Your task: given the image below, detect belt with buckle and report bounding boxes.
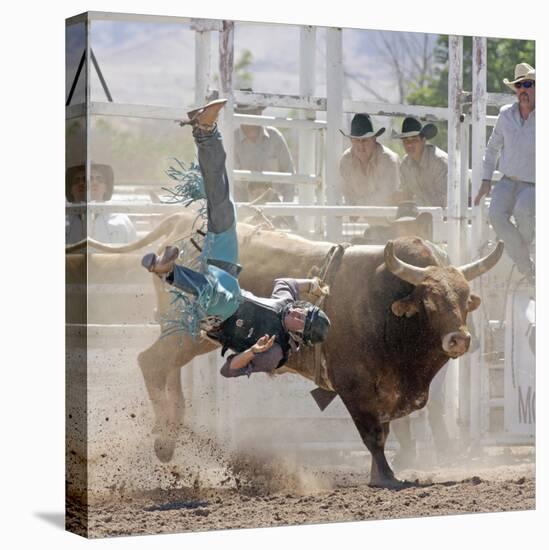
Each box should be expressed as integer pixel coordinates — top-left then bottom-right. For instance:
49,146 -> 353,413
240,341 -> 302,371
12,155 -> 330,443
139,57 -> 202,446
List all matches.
503,174 -> 535,185
503,175 -> 534,184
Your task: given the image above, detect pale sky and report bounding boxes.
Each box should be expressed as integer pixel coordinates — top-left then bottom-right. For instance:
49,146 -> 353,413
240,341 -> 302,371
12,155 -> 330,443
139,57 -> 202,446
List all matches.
66,18 -> 440,110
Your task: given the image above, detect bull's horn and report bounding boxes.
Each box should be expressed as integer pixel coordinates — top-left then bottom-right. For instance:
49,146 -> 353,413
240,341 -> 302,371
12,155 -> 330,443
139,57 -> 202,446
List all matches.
384,240 -> 429,286
458,240 -> 504,281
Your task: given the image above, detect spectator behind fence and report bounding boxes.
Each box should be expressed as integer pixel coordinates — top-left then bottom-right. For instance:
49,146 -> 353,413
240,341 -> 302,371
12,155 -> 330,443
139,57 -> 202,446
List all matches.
392,117 -> 448,207
233,90 -> 295,204
474,62 -> 535,284
65,163 -> 137,245
339,113 -> 400,208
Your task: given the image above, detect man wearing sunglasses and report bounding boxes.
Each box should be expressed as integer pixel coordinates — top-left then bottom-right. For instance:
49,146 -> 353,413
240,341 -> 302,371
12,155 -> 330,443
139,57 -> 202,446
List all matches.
474,62 -> 535,284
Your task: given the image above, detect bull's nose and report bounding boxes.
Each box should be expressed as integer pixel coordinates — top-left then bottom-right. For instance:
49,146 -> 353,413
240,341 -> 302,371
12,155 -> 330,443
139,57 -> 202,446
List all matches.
442,331 -> 471,356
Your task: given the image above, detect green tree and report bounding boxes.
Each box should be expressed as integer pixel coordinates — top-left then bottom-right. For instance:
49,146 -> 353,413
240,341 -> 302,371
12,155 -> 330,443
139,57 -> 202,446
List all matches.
405,36 -> 535,148
407,36 -> 535,106
234,49 -> 254,90
213,49 -> 254,90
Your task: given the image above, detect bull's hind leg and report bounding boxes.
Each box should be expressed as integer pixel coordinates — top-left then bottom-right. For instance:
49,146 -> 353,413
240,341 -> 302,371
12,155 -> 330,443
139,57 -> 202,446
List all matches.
165,366 -> 184,432
138,333 -> 178,434
137,333 -> 217,462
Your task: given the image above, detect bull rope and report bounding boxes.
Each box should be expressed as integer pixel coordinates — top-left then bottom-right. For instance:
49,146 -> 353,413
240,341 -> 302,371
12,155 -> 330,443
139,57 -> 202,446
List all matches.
310,243 -> 350,391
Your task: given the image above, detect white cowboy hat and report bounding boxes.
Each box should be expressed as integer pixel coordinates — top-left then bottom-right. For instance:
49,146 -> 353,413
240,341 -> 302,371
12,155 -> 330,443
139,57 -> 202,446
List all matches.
503,63 -> 536,91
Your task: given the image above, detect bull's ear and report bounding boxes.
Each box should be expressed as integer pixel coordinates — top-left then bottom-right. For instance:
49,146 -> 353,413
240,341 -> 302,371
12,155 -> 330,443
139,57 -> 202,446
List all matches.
467,293 -> 481,312
391,296 -> 420,318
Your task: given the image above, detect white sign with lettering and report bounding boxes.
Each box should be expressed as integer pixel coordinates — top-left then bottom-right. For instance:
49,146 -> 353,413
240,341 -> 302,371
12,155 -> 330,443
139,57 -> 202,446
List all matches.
504,286 -> 535,435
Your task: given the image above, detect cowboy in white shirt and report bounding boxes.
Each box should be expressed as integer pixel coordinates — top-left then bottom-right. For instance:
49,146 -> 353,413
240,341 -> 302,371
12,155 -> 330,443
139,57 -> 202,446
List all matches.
65,164 -> 137,245
474,63 -> 535,283
392,117 -> 448,207
339,113 -> 400,207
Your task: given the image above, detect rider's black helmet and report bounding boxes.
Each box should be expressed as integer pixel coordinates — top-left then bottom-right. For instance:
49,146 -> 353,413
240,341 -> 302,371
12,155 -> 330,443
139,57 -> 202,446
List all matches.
290,301 -> 331,346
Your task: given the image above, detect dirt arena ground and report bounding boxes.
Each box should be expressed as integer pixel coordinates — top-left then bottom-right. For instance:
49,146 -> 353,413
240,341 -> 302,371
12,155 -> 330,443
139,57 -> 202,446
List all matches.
67,425 -> 535,538
66,327 -> 535,539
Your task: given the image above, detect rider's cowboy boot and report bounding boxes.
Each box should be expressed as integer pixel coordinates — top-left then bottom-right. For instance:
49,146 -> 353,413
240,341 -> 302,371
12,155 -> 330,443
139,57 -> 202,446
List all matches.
177,98 -> 228,131
141,245 -> 180,276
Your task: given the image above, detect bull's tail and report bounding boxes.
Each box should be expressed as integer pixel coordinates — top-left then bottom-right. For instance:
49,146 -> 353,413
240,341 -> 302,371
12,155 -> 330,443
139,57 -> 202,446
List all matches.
64,213 -> 185,254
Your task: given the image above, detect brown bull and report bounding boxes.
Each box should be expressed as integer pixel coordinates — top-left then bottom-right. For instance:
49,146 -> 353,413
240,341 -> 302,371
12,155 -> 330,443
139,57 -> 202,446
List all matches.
77,212 -> 502,488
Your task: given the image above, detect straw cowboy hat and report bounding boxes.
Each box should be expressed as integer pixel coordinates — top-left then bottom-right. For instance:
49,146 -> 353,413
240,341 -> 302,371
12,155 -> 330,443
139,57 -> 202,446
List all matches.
391,117 -> 438,140
65,163 -> 114,203
234,88 -> 266,114
503,62 -> 536,91
340,113 -> 385,139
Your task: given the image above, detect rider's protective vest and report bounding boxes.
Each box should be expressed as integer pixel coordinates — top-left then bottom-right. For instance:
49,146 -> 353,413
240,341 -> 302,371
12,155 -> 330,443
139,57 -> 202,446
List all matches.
207,290 -> 292,368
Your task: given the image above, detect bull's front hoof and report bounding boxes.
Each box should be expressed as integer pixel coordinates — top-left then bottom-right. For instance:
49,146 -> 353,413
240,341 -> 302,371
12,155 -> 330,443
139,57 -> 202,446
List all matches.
369,476 -> 408,490
154,437 -> 176,463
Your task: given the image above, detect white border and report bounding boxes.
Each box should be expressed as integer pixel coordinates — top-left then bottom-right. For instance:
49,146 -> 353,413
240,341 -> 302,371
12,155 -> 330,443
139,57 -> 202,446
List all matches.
3,1 -> 545,549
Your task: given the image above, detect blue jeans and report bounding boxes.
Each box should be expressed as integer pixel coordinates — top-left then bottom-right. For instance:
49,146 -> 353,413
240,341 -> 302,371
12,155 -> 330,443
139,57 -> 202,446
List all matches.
170,128 -> 241,321
489,177 -> 535,275
193,127 -> 239,263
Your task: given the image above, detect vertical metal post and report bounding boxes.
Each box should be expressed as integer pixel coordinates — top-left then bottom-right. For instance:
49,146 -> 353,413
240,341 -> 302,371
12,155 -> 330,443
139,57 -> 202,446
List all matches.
195,30 -> 211,105
325,28 -> 343,240
216,20 -> 235,441
447,35 -> 464,263
85,15 -> 92,230
457,119 -> 471,438
298,26 -> 316,234
445,35 -> 463,438
184,28 -> 211,427
219,20 -> 235,188
459,121 -> 470,260
469,36 -> 488,446
471,38 -> 487,227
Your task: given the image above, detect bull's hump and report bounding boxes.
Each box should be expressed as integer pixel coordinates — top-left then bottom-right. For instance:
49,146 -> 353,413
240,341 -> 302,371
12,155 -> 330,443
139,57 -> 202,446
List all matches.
240,229 -> 334,261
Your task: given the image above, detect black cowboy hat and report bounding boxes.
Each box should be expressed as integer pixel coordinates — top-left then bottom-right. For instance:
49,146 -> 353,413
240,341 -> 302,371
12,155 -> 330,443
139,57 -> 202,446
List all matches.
234,88 -> 266,115
340,113 -> 385,139
65,163 -> 114,203
391,116 -> 438,140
